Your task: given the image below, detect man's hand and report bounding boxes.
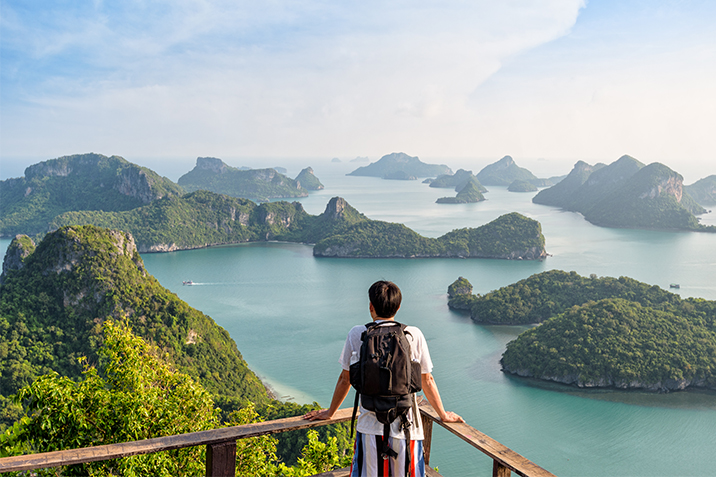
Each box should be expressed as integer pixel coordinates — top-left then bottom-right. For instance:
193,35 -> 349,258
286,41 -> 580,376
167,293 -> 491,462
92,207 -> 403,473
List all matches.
440,410 -> 464,423
303,408 -> 333,421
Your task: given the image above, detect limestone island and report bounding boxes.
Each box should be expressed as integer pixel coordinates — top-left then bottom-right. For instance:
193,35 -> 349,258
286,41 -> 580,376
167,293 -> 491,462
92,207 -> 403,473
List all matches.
178,157 -> 320,201
436,181 -> 486,204
447,271 -> 716,392
429,169 -> 488,192
347,152 -> 452,179
476,156 -> 554,187
532,155 -> 714,232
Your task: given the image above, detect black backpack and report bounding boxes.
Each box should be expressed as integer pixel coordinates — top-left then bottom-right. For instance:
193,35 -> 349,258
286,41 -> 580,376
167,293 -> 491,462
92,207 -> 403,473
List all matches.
349,320 -> 423,468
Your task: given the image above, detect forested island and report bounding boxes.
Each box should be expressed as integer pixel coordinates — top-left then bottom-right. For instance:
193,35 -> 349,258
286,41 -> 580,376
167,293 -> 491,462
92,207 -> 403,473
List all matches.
178,156 -> 320,200
428,169 -> 488,192
0,227 -> 351,468
532,155 -> 714,232
347,152 -> 452,179
0,154 -> 326,238
475,155 -> 558,187
49,193 -> 547,259
447,271 -> 716,392
436,181 -> 486,204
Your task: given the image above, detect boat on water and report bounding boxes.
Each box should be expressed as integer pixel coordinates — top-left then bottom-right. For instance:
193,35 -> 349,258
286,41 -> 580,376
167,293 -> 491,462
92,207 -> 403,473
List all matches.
183,280 -> 194,286
670,283 -> 680,289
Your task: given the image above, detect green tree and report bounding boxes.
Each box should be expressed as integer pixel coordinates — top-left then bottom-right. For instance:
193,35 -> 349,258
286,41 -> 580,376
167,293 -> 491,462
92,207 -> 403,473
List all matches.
1,321 -> 353,476
2,320 -> 218,475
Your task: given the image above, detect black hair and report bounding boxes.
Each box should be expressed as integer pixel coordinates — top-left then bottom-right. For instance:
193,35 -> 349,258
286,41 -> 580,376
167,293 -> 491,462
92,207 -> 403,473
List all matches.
368,280 -> 402,318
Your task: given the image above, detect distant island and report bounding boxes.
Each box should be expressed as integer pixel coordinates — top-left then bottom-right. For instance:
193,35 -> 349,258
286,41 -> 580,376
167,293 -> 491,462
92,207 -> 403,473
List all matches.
448,271 -> 716,392
347,152 -> 452,179
0,153 -> 183,237
685,175 -> 716,206
178,157 -> 319,201
476,156 -> 550,187
350,156 -> 370,163
436,180 -> 486,204
295,167 -> 324,190
50,193 -> 546,259
532,155 -> 714,232
429,169 -> 488,192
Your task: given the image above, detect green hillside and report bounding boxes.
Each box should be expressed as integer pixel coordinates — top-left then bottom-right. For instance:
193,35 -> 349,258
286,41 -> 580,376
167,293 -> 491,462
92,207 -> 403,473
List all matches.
0,153 -> 183,237
178,157 -> 308,201
0,226 -> 270,429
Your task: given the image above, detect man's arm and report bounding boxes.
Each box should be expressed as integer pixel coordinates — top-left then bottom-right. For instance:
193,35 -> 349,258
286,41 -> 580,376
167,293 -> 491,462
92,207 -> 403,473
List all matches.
303,369 -> 351,421
421,372 -> 464,423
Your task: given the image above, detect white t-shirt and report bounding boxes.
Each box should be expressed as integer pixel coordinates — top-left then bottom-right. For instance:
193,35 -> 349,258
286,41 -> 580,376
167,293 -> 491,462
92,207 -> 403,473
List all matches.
339,320 -> 433,440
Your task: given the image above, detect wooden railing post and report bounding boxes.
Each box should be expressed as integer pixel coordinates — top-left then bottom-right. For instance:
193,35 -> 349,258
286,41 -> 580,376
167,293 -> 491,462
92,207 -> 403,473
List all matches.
206,440 -> 236,477
421,411 -> 433,466
493,460 -> 511,477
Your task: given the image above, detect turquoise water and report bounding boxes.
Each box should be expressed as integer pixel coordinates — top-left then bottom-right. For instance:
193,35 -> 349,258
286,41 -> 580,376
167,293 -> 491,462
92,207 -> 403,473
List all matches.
2,162 -> 715,475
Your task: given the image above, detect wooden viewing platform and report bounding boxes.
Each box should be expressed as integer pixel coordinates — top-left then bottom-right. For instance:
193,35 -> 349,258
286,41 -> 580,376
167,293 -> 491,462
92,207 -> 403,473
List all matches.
0,401 -> 556,477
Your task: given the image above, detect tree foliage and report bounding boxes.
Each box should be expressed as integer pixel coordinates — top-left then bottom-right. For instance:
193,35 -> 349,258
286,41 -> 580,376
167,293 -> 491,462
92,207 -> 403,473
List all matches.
1,320 -> 218,476
1,322 -> 352,476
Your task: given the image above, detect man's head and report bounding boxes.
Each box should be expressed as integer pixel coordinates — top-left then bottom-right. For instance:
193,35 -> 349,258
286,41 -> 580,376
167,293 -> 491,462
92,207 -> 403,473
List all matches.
368,280 -> 402,319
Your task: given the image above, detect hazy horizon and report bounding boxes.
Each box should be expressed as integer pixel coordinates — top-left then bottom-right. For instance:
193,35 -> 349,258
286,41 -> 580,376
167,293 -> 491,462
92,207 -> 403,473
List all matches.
1,1 -> 714,182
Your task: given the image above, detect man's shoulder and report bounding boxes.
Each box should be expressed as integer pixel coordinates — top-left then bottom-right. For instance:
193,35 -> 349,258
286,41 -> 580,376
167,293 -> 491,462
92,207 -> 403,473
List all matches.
403,324 -> 425,337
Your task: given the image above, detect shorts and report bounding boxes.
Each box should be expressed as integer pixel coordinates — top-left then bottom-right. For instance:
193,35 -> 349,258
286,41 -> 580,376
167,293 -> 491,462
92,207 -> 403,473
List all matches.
349,431 -> 425,477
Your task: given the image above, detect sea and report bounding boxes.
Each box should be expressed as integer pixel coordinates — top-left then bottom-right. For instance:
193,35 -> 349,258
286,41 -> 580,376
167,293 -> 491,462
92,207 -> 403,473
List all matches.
2,160 -> 715,476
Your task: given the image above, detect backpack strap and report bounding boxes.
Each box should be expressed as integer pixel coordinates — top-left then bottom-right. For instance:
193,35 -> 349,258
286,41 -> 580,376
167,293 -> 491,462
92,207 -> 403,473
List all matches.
350,391 -> 359,438
400,412 -> 412,476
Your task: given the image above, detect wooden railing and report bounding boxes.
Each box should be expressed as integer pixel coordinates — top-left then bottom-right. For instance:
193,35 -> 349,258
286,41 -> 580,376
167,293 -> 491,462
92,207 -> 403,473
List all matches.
0,401 -> 555,477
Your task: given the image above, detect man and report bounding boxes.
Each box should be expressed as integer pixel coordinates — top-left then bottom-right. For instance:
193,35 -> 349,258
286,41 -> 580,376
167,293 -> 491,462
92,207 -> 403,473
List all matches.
304,280 -> 463,476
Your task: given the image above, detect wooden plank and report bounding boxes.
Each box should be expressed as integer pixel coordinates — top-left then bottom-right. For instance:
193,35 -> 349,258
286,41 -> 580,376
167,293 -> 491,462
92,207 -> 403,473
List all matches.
494,460 -> 512,477
418,402 -> 555,477
206,440 -> 236,477
421,412 -> 433,466
0,408 -> 353,473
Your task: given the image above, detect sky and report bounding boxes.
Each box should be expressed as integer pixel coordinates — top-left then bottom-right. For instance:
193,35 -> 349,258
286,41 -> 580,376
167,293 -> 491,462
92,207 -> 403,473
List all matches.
1,0 -> 714,180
